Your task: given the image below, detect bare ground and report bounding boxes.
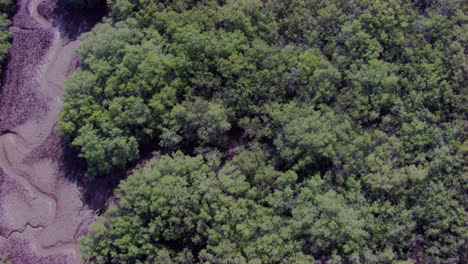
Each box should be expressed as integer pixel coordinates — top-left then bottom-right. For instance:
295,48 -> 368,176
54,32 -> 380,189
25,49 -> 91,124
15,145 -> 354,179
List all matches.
0,0 -> 105,263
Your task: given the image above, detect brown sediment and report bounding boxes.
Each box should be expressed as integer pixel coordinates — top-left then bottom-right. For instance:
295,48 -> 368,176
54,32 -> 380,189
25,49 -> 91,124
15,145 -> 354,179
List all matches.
0,0 -> 104,263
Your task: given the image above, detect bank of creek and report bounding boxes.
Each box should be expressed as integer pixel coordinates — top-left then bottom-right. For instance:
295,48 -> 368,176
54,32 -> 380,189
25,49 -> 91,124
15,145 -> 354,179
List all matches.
0,0 -> 105,263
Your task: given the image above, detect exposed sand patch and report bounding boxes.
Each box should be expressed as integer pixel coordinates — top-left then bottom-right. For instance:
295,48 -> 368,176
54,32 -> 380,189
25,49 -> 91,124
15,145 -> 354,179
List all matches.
0,0 -> 103,263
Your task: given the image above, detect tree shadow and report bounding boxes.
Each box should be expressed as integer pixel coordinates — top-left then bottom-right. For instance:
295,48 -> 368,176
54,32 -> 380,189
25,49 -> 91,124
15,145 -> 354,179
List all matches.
59,141 -> 123,213
59,137 -> 156,213
40,0 -> 112,213
37,0 -> 107,42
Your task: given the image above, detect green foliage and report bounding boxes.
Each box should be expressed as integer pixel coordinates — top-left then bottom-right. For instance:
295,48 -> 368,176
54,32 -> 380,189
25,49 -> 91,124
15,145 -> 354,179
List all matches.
264,103 -> 356,173
0,255 -> 11,264
67,0 -> 467,262
0,0 -> 15,15
80,151 -> 314,263
0,0 -> 15,81
161,97 -> 231,153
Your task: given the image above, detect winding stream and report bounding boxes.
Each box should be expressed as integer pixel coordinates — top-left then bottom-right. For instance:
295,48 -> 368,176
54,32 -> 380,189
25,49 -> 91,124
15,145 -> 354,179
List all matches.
0,0 -> 95,263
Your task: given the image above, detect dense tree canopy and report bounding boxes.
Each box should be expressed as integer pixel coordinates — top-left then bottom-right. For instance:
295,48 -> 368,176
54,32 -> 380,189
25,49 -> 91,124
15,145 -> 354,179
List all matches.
81,152 -> 314,263
0,0 -> 15,80
60,0 -> 468,263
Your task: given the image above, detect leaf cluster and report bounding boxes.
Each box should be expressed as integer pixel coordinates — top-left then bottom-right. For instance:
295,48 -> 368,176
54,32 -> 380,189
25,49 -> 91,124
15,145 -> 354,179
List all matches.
63,0 -> 468,263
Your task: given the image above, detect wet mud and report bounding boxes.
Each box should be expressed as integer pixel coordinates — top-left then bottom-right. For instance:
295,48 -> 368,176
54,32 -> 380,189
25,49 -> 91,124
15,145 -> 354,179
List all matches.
0,0 -> 105,263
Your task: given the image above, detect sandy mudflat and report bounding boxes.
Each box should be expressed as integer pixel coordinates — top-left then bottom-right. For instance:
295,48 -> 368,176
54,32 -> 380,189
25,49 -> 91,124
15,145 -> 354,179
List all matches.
0,0 -> 103,263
